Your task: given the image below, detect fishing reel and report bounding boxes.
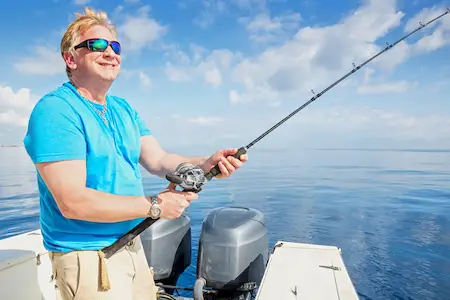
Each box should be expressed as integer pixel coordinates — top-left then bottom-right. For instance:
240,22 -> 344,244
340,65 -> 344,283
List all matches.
165,162 -> 208,193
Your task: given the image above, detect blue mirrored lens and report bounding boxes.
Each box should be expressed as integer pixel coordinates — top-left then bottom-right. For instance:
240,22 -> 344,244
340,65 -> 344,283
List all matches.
111,41 -> 121,55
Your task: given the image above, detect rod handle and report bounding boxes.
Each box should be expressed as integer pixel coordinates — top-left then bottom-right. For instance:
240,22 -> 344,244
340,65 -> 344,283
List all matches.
205,146 -> 247,179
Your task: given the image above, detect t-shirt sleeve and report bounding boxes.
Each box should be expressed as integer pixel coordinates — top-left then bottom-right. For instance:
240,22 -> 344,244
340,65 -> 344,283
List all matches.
134,110 -> 152,137
23,95 -> 86,164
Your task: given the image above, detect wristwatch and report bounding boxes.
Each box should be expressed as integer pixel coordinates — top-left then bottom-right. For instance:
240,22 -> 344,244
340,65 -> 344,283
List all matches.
147,195 -> 161,219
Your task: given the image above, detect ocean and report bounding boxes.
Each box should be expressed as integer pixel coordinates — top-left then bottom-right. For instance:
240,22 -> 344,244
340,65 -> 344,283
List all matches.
0,146 -> 449,299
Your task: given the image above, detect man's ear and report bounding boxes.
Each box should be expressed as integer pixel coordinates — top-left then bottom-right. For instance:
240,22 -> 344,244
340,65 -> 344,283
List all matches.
63,51 -> 77,70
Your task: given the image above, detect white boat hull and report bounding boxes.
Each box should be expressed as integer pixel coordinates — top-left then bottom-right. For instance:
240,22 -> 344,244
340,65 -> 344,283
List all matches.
0,230 -> 359,299
0,230 -> 54,300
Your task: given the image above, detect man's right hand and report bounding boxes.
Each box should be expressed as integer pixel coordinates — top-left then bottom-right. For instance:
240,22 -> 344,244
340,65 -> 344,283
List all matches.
156,182 -> 198,219
35,159 -> 198,223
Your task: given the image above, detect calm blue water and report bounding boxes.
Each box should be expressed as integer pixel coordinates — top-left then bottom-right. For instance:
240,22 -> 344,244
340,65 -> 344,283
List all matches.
0,147 -> 449,299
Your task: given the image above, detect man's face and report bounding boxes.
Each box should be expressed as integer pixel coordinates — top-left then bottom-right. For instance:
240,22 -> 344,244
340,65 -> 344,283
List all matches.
70,25 -> 121,82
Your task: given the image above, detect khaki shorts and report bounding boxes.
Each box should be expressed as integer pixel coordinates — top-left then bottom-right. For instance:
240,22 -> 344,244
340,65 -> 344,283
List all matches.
49,236 -> 157,300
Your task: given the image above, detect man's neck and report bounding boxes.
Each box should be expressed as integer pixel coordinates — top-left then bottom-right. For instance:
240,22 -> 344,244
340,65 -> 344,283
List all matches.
71,77 -> 111,105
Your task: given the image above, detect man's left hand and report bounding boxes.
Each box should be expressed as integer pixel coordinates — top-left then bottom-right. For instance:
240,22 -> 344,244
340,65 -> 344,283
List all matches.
201,148 -> 249,179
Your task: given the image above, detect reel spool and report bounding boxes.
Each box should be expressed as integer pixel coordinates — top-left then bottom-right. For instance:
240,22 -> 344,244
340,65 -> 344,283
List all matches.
166,162 -> 208,193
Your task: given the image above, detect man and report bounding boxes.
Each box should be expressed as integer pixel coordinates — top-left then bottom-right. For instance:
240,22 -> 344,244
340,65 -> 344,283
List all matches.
23,7 -> 248,300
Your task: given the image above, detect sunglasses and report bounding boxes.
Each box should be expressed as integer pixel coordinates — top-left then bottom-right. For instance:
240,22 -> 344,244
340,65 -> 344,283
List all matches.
74,38 -> 121,55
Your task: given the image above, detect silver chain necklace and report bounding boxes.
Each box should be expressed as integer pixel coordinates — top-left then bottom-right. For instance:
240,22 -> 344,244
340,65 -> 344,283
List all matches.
87,99 -> 108,125
75,87 -> 109,126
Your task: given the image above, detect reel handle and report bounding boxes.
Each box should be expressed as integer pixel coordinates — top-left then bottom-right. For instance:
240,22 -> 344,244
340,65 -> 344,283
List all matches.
165,173 -> 183,185
165,172 -> 199,192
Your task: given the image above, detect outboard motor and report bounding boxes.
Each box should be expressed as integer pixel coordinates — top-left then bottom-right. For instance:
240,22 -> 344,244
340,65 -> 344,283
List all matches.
140,215 -> 192,293
195,207 -> 269,300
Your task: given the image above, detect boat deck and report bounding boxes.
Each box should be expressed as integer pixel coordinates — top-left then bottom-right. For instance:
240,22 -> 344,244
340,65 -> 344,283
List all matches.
255,241 -> 359,299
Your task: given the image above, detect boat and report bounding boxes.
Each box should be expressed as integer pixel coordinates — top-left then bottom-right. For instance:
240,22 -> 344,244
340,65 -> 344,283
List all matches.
0,206 -> 359,299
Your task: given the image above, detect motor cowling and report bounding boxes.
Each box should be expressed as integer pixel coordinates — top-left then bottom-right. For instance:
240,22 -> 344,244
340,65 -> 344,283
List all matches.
140,215 -> 191,289
196,206 -> 269,292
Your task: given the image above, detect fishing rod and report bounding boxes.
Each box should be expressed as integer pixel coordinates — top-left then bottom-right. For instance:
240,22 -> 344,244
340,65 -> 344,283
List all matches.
102,8 -> 449,258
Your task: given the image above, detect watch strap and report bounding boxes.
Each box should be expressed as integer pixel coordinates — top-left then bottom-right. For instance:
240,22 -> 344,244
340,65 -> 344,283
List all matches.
151,195 -> 159,205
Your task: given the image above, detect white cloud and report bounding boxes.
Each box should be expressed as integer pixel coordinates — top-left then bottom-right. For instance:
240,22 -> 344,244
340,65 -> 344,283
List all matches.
193,0 -> 271,28
194,0 -> 227,29
163,1 -> 448,110
170,113 -> 224,125
287,106 -> 450,141
144,103 -> 450,150
73,0 -> 90,5
231,0 -> 268,10
403,6 -> 450,55
204,67 -> 222,87
187,116 -> 224,125
228,85 -> 279,105
239,12 -> 301,43
138,71 -> 152,87
412,27 -> 450,53
159,1 -> 448,113
14,46 -> 64,76
226,0 -> 450,105
13,5 -> 168,76
357,81 -> 417,94
165,63 -> 192,82
164,44 -> 240,87
0,85 -> 38,127
229,90 -> 241,104
357,67 -> 418,94
404,5 -> 448,32
117,5 -> 168,52
228,0 -> 406,105
120,69 -> 153,88
112,5 -> 125,20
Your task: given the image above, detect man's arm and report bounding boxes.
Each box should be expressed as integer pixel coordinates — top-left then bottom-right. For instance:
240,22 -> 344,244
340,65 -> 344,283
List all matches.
24,97 -> 152,223
36,160 -> 152,222
139,135 -> 208,178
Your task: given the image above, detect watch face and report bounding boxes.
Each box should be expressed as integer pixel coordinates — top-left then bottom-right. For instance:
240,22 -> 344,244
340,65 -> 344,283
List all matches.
151,205 -> 161,218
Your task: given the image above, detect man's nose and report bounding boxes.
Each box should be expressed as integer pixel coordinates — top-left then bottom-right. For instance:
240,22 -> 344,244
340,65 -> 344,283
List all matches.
103,45 -> 115,57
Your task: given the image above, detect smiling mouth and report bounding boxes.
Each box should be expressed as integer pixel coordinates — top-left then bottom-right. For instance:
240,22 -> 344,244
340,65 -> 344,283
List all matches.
98,63 -> 116,68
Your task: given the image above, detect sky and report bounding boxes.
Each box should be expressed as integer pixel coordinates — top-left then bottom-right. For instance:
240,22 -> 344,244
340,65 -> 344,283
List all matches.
0,0 -> 449,152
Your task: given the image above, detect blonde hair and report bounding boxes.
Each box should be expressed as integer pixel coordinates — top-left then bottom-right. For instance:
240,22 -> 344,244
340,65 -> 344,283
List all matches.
61,7 -> 118,79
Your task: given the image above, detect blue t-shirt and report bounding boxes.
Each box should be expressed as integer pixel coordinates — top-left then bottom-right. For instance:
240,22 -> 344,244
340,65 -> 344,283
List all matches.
23,81 -> 151,252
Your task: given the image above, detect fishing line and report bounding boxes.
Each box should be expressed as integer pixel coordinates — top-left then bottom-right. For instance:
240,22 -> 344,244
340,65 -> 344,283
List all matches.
102,8 -> 450,259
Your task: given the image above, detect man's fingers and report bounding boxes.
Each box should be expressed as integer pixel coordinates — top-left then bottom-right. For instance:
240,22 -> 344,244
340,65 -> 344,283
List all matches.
223,148 -> 248,162
228,156 -> 242,168
167,182 -> 177,190
185,192 -> 198,201
229,148 -> 239,155
220,148 -> 237,157
239,154 -> 248,162
218,161 -> 230,177
221,157 -> 235,172
177,200 -> 189,214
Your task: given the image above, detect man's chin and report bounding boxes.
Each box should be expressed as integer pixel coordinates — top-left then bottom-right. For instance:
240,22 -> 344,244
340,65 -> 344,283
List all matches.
98,71 -> 120,82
